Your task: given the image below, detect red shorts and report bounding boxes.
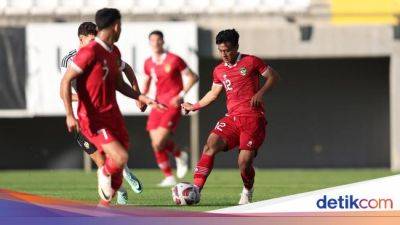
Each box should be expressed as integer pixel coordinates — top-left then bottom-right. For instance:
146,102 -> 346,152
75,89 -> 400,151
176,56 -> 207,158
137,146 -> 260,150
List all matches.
146,107 -> 181,132
211,115 -> 267,151
78,114 -> 130,153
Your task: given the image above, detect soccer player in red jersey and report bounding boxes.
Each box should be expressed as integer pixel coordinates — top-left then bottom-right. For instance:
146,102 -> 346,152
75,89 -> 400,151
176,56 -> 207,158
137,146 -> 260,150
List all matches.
182,29 -> 280,204
143,30 -> 199,187
60,8 -> 164,205
60,21 -> 145,205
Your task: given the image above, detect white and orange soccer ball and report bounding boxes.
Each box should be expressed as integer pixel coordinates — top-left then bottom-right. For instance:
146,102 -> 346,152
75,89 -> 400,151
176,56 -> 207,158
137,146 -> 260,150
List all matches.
171,182 -> 200,205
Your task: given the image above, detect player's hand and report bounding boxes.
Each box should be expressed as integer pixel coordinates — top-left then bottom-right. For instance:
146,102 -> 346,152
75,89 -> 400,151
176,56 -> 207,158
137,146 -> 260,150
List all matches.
250,91 -> 264,108
150,100 -> 167,111
66,115 -> 79,133
181,102 -> 194,114
139,95 -> 167,112
170,95 -> 183,108
135,100 -> 147,112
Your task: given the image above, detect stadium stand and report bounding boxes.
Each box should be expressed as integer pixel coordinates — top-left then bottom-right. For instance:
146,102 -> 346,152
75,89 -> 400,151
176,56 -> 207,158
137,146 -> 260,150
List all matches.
0,0 -> 313,16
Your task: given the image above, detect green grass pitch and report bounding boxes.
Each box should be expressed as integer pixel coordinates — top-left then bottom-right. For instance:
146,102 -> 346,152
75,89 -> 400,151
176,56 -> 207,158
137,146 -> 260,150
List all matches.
0,169 -> 396,211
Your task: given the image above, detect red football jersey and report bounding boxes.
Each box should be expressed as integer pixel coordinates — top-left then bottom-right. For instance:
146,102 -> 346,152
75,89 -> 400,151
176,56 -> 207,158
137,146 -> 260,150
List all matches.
70,37 -> 123,118
213,53 -> 269,117
144,52 -> 187,106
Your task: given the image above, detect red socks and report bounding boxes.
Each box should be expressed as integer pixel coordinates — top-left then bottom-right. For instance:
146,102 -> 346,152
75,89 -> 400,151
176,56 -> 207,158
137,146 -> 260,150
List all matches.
164,140 -> 181,157
111,172 -> 123,191
193,154 -> 215,190
103,157 -> 123,175
103,157 -> 124,191
241,166 -> 255,190
154,150 -> 173,177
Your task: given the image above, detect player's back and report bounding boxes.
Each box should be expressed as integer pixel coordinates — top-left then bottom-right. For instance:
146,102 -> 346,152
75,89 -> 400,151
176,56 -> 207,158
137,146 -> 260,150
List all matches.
213,54 -> 268,117
71,38 -> 122,117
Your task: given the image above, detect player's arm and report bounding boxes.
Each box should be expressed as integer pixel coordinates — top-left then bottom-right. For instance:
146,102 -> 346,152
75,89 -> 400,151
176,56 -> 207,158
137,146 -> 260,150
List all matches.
116,72 -> 166,111
121,62 -> 146,112
71,94 -> 79,101
61,66 -> 79,102
251,67 -> 280,107
181,69 -> 199,94
181,83 -> 223,113
121,62 -> 140,92
60,67 -> 81,133
142,75 -> 151,95
170,68 -> 199,107
141,60 -> 152,95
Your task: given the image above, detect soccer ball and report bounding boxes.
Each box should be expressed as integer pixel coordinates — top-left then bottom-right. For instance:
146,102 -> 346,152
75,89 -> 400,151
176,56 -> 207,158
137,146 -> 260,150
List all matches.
171,182 -> 200,205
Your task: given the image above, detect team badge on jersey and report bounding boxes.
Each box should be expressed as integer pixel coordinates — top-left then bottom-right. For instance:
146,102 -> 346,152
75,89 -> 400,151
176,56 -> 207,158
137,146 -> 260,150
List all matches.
240,67 -> 247,76
164,64 -> 171,73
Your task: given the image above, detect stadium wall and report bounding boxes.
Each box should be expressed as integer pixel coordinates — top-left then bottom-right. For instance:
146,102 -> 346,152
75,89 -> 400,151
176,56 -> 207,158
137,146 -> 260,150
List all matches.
0,27 -> 26,109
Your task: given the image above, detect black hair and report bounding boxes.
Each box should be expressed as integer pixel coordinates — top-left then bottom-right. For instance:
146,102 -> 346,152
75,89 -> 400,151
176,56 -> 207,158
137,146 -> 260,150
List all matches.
95,8 -> 121,30
215,29 -> 239,47
77,22 -> 97,37
148,30 -> 164,39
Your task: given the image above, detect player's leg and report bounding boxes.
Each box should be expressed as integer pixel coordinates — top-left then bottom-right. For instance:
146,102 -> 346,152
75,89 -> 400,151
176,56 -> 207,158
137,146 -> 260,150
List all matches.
114,120 -> 143,204
88,148 -> 129,205
171,142 -> 189,179
156,107 -> 189,179
194,116 -> 239,193
75,132 -> 105,167
75,129 -> 126,205
149,128 -> 177,186
193,133 -> 227,191
98,140 -> 128,201
162,138 -> 188,178
237,149 -> 256,205
237,116 -> 267,205
147,110 -> 175,185
89,151 -> 105,168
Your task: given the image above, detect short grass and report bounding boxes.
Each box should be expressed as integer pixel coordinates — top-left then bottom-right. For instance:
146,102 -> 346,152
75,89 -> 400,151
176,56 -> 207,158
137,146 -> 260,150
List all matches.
0,169 -> 395,211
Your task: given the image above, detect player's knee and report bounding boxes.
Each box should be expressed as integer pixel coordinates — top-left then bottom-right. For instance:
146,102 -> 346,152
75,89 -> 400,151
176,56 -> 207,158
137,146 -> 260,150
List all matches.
238,158 -> 252,171
152,140 -> 165,151
203,141 -> 218,156
114,151 -> 128,167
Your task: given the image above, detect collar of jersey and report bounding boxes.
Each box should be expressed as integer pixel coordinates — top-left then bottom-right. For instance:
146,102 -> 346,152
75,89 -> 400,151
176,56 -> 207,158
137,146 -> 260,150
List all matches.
152,51 -> 168,65
224,53 -> 242,68
95,37 -> 113,53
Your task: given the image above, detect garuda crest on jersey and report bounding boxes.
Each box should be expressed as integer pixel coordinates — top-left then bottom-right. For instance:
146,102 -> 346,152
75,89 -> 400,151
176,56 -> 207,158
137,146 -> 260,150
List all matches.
240,67 -> 247,76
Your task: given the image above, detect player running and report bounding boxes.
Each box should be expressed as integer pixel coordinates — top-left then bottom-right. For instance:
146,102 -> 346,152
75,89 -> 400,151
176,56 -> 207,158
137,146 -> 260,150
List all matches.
60,21 -> 146,205
143,30 -> 199,187
60,8 -> 164,206
182,29 -> 279,205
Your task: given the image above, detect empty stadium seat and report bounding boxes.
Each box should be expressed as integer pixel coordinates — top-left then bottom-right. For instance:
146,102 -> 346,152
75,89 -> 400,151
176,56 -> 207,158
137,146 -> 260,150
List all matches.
81,0 -> 110,15
283,0 -> 311,13
258,0 -> 285,13
4,0 -> 33,15
30,0 -> 58,15
182,0 -> 210,14
208,0 -> 235,13
56,0 -> 85,15
110,0 -> 135,14
157,0 -> 185,14
132,0 -> 160,14
233,0 -> 262,13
